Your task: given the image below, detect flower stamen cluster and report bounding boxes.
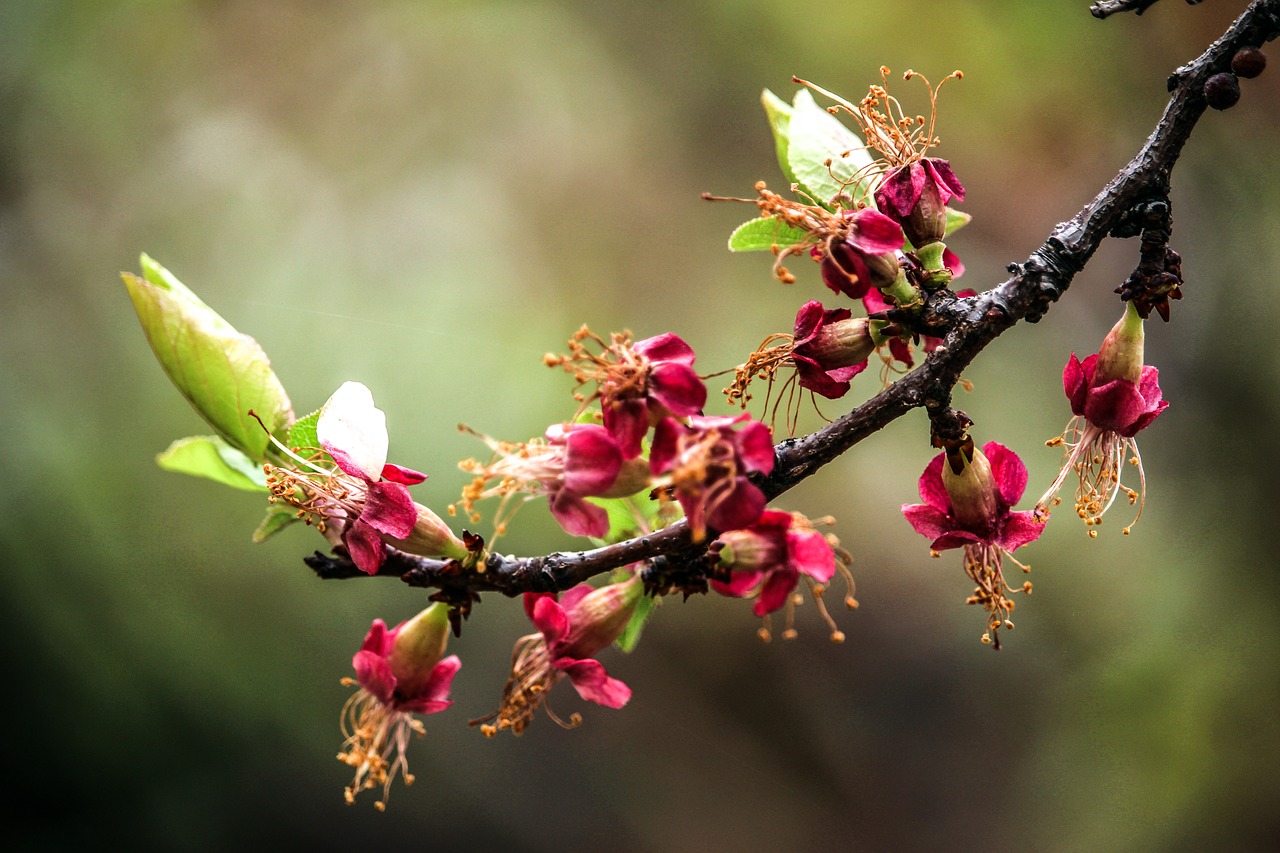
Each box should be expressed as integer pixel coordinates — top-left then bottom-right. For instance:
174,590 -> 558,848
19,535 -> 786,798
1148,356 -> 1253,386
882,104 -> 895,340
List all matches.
544,326 -> 707,459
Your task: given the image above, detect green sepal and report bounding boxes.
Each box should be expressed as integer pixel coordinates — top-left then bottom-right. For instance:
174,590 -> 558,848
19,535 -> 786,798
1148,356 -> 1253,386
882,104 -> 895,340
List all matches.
123,254 -> 294,461
727,216 -> 811,253
760,88 -> 799,189
252,502 -> 301,543
155,435 -> 268,492
613,590 -> 654,654
786,89 -> 874,211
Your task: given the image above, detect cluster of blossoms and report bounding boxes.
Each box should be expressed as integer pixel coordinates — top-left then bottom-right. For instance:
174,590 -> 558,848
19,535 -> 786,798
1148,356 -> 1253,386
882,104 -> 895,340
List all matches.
123,57 -> 1183,813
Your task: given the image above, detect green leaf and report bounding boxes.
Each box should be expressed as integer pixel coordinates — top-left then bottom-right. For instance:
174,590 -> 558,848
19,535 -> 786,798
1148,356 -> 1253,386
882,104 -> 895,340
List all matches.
727,216 -> 811,253
944,206 -> 971,237
252,502 -> 301,543
786,89 -> 875,211
760,88 -> 798,188
287,409 -> 322,452
156,435 -> 269,492
589,492 -> 663,546
123,254 -> 293,461
614,592 -> 654,654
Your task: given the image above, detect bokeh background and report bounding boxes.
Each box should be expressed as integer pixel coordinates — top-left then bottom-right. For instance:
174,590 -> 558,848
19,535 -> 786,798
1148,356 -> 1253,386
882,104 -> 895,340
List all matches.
4,1 -> 1280,850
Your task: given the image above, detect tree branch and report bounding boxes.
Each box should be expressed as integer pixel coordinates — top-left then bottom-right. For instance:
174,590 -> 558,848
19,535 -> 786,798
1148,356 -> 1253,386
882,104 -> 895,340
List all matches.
306,0 -> 1280,605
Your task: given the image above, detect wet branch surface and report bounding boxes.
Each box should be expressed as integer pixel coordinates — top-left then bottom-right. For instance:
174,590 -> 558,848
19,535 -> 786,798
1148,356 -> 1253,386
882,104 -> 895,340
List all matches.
306,0 -> 1280,603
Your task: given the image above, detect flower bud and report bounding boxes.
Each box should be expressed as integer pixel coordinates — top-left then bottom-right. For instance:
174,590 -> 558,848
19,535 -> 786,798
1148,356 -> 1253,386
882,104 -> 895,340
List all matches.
1093,301 -> 1145,386
386,603 -> 452,698
941,438 -> 998,533
1205,72 -> 1241,110
1231,47 -> 1266,79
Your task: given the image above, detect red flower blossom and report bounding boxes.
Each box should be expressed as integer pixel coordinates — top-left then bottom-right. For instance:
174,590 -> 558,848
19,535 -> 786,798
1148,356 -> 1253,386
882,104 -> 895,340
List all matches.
902,439 -> 1045,648
1037,302 -> 1168,534
478,574 -> 643,736
265,382 -> 466,574
649,413 -> 776,541
547,328 -> 707,459
338,604 -> 460,809
819,208 -> 906,300
711,509 -> 836,615
458,422 -> 651,540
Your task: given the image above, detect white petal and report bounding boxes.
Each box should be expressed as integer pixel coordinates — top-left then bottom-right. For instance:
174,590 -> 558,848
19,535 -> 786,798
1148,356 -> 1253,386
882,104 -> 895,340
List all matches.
316,381 -> 388,480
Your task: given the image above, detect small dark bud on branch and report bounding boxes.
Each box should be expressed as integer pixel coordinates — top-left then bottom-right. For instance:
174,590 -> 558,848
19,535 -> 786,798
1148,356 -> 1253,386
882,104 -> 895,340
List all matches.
1204,72 -> 1241,110
1231,47 -> 1267,78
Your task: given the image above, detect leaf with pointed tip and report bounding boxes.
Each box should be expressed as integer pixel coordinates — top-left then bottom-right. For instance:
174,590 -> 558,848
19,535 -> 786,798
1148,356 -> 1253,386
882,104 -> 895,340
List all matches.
786,89 -> 875,211
760,88 -> 798,188
253,502 -> 302,542
123,254 -> 293,461
728,216 -> 811,253
156,435 -> 268,492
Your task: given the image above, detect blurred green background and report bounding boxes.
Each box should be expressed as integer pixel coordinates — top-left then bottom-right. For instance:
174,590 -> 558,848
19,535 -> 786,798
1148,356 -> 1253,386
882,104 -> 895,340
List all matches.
4,1 -> 1280,850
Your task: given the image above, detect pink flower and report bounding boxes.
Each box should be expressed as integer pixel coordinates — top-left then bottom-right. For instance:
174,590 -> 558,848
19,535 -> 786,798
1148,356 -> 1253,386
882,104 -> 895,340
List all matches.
711,509 -> 836,615
1063,353 -> 1167,438
819,208 -> 906,300
547,328 -> 707,459
1037,302 -> 1168,534
315,382 -> 426,574
338,604 -> 460,809
265,382 -> 467,574
790,301 -> 872,399
458,422 -> 651,540
649,413 -> 776,542
874,158 -> 965,247
902,439 -> 1045,649
478,574 -> 643,736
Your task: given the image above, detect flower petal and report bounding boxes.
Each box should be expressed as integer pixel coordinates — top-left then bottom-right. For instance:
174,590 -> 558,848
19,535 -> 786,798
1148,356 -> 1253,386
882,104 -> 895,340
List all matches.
317,381 -> 389,481
343,519 -> 387,575
633,332 -> 695,367
603,398 -> 650,461
847,208 -> 906,254
548,489 -> 611,538
362,480 -> 418,539
649,362 -> 707,417
998,510 -> 1047,552
359,618 -> 392,656
562,426 -> 623,495
1084,377 -> 1148,434
793,354 -> 853,399
710,569 -> 765,599
400,655 -> 461,713
916,451 -> 951,512
925,158 -> 965,204
707,477 -> 766,533
753,568 -> 798,616
735,420 -> 776,475
556,657 -> 631,708
874,162 -> 926,219
648,416 -> 681,475
787,527 -> 836,583
531,595 -> 571,646
380,463 -> 427,485
983,441 -> 1028,508
352,649 -> 396,704
902,503 -> 953,541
